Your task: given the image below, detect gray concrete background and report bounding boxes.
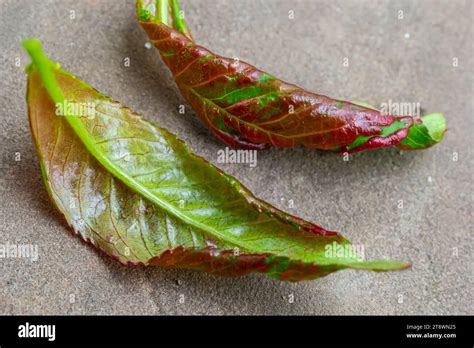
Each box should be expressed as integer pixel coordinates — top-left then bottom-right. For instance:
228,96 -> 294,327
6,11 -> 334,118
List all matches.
0,0 -> 472,315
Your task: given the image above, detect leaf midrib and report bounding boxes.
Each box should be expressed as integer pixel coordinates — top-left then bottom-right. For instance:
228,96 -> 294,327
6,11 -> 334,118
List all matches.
183,85 -> 359,141
63,112 -> 271,254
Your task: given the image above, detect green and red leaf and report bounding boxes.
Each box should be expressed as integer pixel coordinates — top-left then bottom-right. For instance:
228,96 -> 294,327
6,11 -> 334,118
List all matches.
137,0 -> 446,153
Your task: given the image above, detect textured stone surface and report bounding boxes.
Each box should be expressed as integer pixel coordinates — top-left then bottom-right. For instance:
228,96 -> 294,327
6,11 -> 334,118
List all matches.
0,0 -> 472,315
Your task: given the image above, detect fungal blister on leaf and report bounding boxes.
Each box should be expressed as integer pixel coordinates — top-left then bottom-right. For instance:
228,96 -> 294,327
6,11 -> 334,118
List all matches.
137,0 -> 446,153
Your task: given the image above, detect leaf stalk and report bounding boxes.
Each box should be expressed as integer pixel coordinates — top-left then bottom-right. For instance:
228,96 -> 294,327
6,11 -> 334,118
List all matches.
156,0 -> 170,26
170,0 -> 192,39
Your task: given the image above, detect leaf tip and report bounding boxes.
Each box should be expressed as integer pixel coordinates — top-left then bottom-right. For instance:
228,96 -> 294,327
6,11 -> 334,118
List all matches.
347,259 -> 412,272
398,112 -> 446,150
420,112 -> 446,144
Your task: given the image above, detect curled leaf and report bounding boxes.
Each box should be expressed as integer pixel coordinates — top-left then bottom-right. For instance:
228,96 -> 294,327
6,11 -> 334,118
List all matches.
137,0 -> 446,153
24,39 -> 409,281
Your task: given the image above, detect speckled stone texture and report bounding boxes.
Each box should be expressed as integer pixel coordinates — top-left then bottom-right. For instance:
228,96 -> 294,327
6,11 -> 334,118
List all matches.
0,0 -> 472,315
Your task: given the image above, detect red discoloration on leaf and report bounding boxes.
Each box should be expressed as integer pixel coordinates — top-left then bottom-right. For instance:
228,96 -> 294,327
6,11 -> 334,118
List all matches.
149,247 -> 273,277
148,246 -> 338,281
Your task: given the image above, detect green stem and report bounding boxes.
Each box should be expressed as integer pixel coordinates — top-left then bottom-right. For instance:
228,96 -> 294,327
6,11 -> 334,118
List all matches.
156,0 -> 170,26
22,39 -> 64,105
170,0 -> 192,39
